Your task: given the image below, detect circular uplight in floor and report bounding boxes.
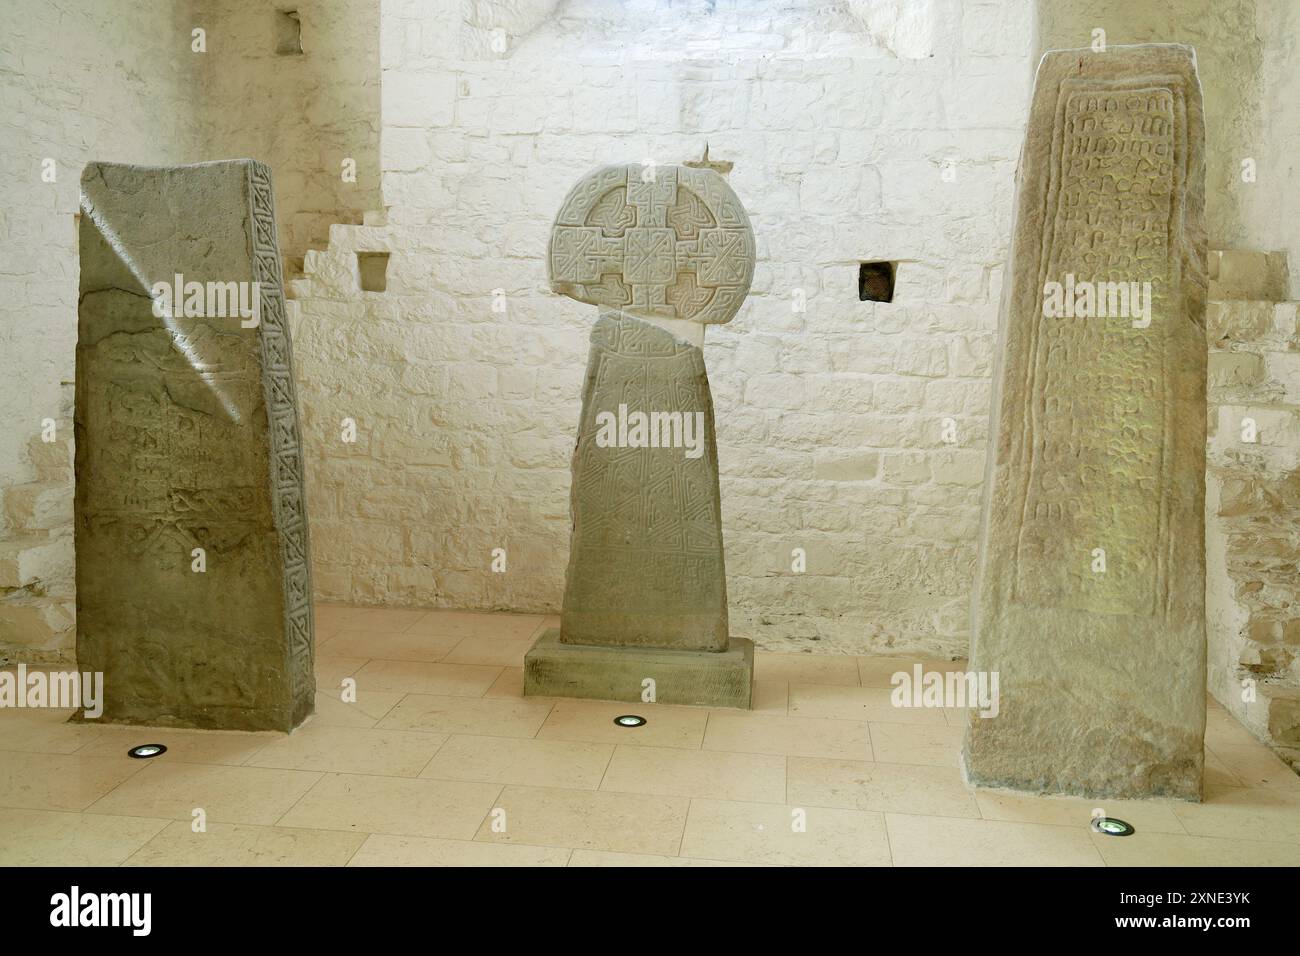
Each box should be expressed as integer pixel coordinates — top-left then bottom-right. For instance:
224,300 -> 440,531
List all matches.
613,715 -> 647,728
127,744 -> 167,759
1091,816 -> 1135,836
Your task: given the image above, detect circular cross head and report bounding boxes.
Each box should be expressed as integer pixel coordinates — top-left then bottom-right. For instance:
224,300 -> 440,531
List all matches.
548,163 -> 756,326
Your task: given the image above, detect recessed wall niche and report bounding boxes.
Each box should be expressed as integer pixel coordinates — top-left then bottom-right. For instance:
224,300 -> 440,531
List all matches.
357,252 -> 389,292
275,9 -> 303,55
859,261 -> 896,302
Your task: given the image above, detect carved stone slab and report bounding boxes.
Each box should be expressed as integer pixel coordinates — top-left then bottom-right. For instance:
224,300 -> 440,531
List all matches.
549,164 -> 756,326
963,46 -> 1207,799
560,311 -> 728,651
527,160 -> 756,706
75,160 -> 314,731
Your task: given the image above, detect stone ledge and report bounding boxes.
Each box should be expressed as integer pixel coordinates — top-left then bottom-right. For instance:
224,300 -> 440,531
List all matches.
523,628 -> 753,709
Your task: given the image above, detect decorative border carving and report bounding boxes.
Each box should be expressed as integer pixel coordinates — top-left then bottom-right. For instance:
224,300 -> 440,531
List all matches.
247,160 -> 315,713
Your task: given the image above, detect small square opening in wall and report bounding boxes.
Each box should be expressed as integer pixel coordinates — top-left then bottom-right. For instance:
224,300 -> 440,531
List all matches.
275,9 -> 303,55
358,252 -> 389,292
859,261 -> 896,302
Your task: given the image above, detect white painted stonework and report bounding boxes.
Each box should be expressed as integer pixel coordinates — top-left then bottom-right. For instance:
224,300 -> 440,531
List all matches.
285,0 -> 1034,659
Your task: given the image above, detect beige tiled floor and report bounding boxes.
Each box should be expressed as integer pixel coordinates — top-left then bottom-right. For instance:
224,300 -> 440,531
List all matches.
3,605 -> 1299,866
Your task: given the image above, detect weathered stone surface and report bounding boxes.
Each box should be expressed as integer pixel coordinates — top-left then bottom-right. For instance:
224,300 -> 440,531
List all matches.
549,163 -> 755,328
963,46 -> 1208,800
76,160 -> 314,731
561,311 -> 727,650
525,629 -> 754,708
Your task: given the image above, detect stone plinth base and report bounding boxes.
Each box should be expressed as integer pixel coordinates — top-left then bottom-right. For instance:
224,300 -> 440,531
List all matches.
523,629 -> 753,709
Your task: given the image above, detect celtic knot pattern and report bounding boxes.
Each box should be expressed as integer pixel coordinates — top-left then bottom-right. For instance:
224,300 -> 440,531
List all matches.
549,164 -> 755,325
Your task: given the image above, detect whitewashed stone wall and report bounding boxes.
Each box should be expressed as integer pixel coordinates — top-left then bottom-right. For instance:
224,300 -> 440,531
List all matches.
1205,253 -> 1300,766
198,0 -> 382,274
1254,0 -> 1300,301
0,0 -> 200,660
291,0 -> 1035,657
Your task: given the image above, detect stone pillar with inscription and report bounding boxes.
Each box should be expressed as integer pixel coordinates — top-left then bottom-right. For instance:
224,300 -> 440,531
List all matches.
524,161 -> 756,707
76,160 -> 314,731
963,46 -> 1207,799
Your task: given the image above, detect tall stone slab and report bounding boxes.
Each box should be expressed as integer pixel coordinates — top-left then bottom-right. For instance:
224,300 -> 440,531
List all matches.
525,162 -> 756,707
76,160 -> 314,731
963,46 -> 1208,799
562,310 -> 728,651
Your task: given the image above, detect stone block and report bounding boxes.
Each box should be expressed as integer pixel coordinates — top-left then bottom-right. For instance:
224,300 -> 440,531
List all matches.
1208,351 -> 1265,389
963,46 -> 1207,800
1209,250 -> 1289,302
561,312 -> 728,651
524,628 -> 753,708
76,160 -> 314,731
2,482 -> 73,533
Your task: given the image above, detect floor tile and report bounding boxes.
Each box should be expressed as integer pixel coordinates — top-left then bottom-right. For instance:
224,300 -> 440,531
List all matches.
857,656 -> 967,689
680,798 -> 891,866
1204,709 -> 1265,750
1204,748 -> 1245,789
750,680 -> 789,714
600,745 -> 786,803
569,849 -> 764,867
124,820 -> 366,866
315,606 -> 429,633
8,603 -> 1297,868
474,785 -> 688,855
319,629 -> 461,663
421,735 -> 613,789
74,726 -> 279,766
1089,829 -> 1300,866
484,668 -> 525,698
406,611 -> 545,641
377,694 -> 554,737
443,636 -> 538,667
704,714 -> 872,760
536,699 -> 708,749
788,683 -> 948,724
973,789 -> 1188,834
278,772 -> 501,839
788,757 -> 980,818
348,833 -> 570,867
1208,744 -> 1300,792
869,722 -> 965,767
309,689 -> 406,728
0,751 -> 145,811
754,653 -> 860,686
0,710 -> 106,754
245,725 -> 447,777
886,813 -> 1104,866
86,763 -> 321,825
1172,786 -> 1300,844
315,656 -> 369,691
311,605 -> 357,631
350,659 -> 503,697
0,808 -> 168,866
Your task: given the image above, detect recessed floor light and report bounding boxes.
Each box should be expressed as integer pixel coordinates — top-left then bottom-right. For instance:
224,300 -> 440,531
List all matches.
128,744 -> 167,759
1091,816 -> 1135,836
613,715 -> 646,727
